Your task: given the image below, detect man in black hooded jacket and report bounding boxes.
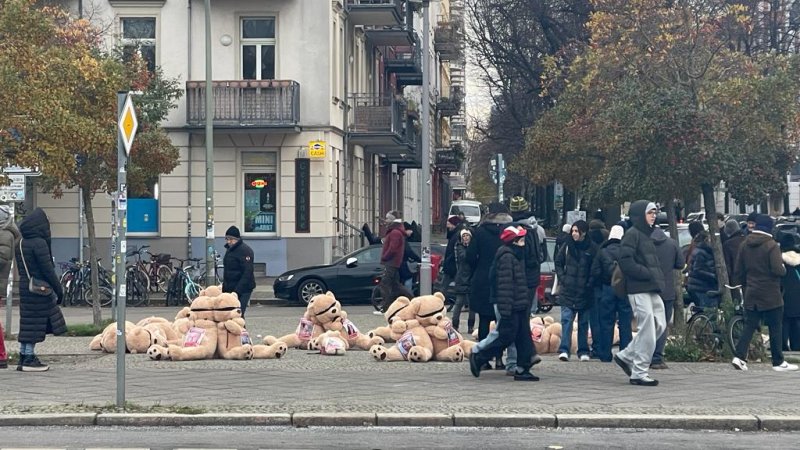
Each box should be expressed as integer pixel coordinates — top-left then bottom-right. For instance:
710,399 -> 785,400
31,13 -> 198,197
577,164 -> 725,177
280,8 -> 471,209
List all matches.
613,200 -> 666,387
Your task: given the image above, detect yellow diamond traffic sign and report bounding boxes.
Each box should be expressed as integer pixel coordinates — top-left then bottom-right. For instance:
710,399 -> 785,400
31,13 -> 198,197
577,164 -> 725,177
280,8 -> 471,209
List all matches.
118,94 -> 138,156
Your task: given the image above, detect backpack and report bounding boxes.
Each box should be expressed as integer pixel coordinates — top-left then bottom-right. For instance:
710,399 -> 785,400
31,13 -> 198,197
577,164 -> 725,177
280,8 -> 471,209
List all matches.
611,261 -> 627,298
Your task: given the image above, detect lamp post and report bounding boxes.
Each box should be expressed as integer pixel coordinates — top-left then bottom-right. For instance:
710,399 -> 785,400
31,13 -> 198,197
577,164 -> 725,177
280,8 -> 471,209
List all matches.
419,0 -> 432,295
204,0 -> 216,286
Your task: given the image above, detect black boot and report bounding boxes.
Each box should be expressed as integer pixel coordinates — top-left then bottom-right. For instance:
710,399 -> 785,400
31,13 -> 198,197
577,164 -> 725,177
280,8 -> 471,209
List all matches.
16,354 -> 27,372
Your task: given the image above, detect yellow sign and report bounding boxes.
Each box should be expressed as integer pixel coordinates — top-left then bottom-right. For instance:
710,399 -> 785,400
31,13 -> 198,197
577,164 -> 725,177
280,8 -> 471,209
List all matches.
118,94 -> 138,156
309,140 -> 326,158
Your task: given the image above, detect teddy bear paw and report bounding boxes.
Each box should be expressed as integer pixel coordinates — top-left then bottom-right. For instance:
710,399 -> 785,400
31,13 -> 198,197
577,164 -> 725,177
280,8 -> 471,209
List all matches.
244,346 -> 254,360
147,345 -> 169,361
370,345 -> 387,361
453,347 -> 464,362
275,343 -> 288,359
408,348 -> 425,362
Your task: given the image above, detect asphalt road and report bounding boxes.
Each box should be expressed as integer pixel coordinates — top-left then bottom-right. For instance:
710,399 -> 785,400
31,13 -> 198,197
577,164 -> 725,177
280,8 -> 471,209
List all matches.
0,426 -> 796,449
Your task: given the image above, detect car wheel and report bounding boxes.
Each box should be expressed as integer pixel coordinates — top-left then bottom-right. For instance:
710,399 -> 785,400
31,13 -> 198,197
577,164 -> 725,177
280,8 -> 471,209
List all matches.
297,278 -> 326,304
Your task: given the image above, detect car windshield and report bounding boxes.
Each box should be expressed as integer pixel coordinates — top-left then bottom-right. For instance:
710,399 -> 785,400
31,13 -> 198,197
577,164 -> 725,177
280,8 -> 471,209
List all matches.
451,205 -> 481,217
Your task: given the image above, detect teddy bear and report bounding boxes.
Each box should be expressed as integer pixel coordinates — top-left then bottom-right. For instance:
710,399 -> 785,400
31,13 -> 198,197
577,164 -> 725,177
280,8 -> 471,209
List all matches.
310,330 -> 348,355
213,291 -> 254,360
369,326 -> 435,362
411,292 -> 474,362
338,310 -> 384,350
89,321 -> 158,354
366,296 -> 419,343
147,292 -> 218,361
263,291 -> 345,349
136,316 -> 182,345
530,316 -> 562,354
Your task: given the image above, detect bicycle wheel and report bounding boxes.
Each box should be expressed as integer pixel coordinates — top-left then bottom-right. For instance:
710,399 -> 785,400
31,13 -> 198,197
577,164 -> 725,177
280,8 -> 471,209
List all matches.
687,314 -> 719,356
727,314 -> 744,355
82,284 -> 113,307
156,265 -> 173,292
370,285 -> 383,312
137,266 -> 151,292
165,272 -> 180,307
183,274 -> 200,304
126,268 -> 149,307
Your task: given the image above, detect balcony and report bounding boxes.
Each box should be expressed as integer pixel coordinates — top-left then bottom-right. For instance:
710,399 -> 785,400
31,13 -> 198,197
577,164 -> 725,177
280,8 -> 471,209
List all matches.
186,80 -> 300,129
347,0 -> 404,27
389,134 -> 422,169
349,94 -> 416,156
366,27 -> 415,47
385,43 -> 422,87
436,86 -> 464,117
434,18 -> 464,59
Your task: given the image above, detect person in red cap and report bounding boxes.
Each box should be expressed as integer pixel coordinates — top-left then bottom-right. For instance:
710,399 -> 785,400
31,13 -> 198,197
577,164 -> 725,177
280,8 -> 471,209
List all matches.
469,225 -> 538,381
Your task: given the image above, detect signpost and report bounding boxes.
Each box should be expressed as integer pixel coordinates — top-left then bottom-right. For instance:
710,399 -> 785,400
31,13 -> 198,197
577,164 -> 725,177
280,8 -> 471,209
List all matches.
115,91 -> 137,408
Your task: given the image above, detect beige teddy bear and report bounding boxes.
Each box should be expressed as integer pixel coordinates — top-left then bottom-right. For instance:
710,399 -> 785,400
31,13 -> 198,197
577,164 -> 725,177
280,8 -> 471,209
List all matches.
90,321 -> 159,354
366,296 -> 419,343
411,293 -> 473,362
263,292 -> 345,349
310,330 -> 348,355
147,292 -> 218,361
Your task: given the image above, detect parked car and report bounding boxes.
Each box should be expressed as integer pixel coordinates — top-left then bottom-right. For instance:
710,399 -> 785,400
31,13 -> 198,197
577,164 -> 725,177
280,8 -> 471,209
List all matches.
274,242 -> 444,305
448,200 -> 483,226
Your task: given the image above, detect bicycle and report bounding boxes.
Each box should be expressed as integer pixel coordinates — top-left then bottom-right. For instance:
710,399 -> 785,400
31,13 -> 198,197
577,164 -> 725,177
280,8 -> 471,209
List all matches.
686,284 -> 764,359
58,258 -> 113,307
143,249 -> 174,292
165,257 -> 202,306
186,250 -> 223,286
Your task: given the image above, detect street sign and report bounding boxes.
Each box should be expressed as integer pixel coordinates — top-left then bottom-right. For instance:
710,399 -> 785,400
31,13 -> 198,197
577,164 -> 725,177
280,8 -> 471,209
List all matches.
0,174 -> 24,202
308,141 -> 326,158
2,165 -> 41,176
118,94 -> 138,156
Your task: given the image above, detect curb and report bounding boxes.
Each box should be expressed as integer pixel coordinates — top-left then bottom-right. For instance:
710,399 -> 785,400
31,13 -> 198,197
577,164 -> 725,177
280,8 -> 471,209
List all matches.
1,413 -> 799,430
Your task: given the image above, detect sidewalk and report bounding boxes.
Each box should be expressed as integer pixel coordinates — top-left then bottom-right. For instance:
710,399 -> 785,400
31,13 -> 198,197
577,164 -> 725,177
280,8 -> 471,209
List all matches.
1,305 -> 799,430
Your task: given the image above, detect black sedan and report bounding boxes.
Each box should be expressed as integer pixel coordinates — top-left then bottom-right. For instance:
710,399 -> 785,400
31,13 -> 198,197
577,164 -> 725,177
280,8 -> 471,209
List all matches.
274,242 -> 445,304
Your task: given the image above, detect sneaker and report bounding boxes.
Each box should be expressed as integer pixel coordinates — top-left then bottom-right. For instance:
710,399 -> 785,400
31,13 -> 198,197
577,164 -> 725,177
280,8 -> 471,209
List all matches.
773,361 -> 799,372
614,354 -> 632,376
469,352 -> 481,378
480,363 -> 493,371
629,376 -> 659,386
558,352 -> 569,362
514,371 -> 540,381
579,354 -> 590,362
20,355 -> 49,372
372,310 -> 384,316
731,357 -> 748,371
650,362 -> 669,370
494,359 -> 506,370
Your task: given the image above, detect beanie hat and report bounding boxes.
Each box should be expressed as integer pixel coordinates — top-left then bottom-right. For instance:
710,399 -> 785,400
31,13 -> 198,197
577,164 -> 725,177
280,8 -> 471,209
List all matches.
571,219 -> 589,234
723,219 -> 740,238
754,214 -> 774,234
609,225 -> 625,241
447,216 -> 462,226
509,196 -> 529,213
487,202 -> 509,215
500,225 -> 526,244
746,211 -> 758,223
225,226 -> 241,239
562,224 -> 572,233
646,202 -> 658,214
403,221 -> 413,231
688,221 -> 705,238
459,228 -> 472,239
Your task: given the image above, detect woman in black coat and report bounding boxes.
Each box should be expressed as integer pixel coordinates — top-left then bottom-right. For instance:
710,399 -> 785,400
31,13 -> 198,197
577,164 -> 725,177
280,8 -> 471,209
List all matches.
779,232 -> 800,350
15,208 -> 66,372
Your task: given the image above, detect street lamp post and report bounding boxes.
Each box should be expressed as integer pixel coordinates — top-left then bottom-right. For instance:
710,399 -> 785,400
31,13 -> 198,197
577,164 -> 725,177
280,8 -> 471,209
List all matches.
204,0 -> 216,287
419,1 -> 432,295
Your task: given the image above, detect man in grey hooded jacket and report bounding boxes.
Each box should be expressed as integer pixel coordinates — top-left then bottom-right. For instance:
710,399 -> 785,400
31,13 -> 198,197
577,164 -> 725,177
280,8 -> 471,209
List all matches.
650,226 -> 684,369
613,200 -> 666,386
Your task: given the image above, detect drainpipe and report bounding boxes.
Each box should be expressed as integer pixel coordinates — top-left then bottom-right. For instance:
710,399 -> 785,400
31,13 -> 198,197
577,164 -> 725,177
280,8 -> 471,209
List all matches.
187,0 -> 193,259
343,12 -> 350,228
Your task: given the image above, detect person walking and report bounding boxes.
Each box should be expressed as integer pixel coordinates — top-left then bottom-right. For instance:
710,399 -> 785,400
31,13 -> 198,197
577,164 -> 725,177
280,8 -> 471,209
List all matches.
722,219 -> 746,282
466,202 -> 513,369
376,210 -> 412,314
686,223 -> 717,309
778,232 -> 800,351
613,201 -> 666,386
591,225 -> 632,362
451,228 -> 475,333
731,215 -> 798,372
650,226 -> 685,370
469,225 -> 538,381
555,220 -> 598,362
0,205 -> 19,369
222,226 -> 256,318
441,216 -> 467,300
15,208 -> 66,372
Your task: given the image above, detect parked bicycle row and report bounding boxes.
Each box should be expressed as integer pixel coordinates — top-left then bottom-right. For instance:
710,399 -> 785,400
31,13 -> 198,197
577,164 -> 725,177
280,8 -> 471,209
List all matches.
58,245 -> 222,308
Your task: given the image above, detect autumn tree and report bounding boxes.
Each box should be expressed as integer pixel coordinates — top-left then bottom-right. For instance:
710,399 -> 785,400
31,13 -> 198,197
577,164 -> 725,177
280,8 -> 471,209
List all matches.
0,0 -> 181,325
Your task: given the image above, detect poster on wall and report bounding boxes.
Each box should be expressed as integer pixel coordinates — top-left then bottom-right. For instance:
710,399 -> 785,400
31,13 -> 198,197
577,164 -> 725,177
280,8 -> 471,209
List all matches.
244,172 -> 277,232
295,158 -> 310,233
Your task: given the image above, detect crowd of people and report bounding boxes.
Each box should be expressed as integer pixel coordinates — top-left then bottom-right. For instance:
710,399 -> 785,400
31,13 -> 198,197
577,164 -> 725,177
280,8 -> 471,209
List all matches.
373,197 -> 800,385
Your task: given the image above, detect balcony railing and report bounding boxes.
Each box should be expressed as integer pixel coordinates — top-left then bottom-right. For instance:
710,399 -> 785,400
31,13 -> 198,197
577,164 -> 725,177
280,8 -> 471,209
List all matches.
350,94 -> 417,153
186,80 -> 300,127
435,18 -> 464,59
435,146 -> 462,172
347,0 -> 404,27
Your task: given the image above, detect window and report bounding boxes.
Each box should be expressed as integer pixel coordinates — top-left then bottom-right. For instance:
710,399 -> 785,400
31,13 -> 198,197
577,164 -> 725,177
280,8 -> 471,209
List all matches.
242,151 -> 278,233
121,17 -> 156,73
241,18 -> 276,80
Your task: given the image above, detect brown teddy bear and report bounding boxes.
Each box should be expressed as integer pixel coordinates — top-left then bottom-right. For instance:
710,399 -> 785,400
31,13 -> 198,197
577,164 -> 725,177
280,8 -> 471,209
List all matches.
263,292 -> 345,349
136,316 -> 182,345
90,321 -> 160,354
410,293 -> 474,362
310,330 -> 348,355
213,291 -> 254,360
339,311 -> 384,350
366,296 -> 419,343
369,326 -> 434,362
147,292 -> 219,361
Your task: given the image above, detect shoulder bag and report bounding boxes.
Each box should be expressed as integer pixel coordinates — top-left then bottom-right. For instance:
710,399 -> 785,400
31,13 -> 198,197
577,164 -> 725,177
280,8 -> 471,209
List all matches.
18,238 -> 53,296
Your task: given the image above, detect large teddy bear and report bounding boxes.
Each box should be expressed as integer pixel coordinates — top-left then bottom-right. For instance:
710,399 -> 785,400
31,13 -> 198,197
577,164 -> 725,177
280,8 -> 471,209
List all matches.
367,296 -> 419,343
369,295 -> 444,362
213,290 -> 288,359
90,321 -> 162,354
530,316 -> 562,354
263,292 -> 346,349
338,310 -> 384,350
136,316 -> 183,344
411,292 -> 474,362
147,289 -> 219,361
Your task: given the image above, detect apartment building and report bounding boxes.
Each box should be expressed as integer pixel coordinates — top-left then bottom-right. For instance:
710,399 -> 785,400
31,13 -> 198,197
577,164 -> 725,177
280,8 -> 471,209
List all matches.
30,0 -> 466,275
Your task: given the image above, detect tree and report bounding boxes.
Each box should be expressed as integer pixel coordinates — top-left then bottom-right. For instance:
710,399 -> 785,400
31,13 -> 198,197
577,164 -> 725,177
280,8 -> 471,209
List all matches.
0,0 -> 181,326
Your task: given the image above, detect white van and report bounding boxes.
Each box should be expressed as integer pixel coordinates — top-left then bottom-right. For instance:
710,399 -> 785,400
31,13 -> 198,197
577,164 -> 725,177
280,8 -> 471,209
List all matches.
448,200 -> 483,226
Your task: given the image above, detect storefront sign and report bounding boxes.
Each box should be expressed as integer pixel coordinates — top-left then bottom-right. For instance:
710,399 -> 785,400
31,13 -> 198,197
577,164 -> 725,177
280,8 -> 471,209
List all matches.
309,141 -> 326,158
295,158 -> 310,233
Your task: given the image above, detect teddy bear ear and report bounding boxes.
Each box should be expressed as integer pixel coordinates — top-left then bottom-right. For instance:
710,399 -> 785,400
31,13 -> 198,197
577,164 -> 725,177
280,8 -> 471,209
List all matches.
326,291 -> 336,299
433,292 -> 445,301
395,296 -> 410,304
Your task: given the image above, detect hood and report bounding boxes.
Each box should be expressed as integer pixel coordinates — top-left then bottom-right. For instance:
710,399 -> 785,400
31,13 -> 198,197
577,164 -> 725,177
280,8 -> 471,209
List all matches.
783,250 -> 800,267
589,219 -> 605,230
482,213 -> 513,225
746,231 -> 773,247
19,208 -> 51,240
650,226 -> 668,245
629,200 -> 654,236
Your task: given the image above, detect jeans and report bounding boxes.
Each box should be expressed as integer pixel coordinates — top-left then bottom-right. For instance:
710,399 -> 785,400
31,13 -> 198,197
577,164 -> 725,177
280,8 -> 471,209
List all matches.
379,265 -> 413,311
589,288 -> 601,356
784,317 -> 800,351
403,278 -> 414,292
19,342 -> 36,356
735,306 -> 785,366
238,291 -> 252,318
652,299 -> 674,364
558,305 -> 591,357
473,308 -> 533,373
451,294 -> 475,331
617,293 -> 666,380
596,285 -> 633,362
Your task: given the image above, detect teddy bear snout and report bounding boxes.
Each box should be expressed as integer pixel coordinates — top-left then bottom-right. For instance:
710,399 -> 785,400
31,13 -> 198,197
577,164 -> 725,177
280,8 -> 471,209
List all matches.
435,314 -> 443,322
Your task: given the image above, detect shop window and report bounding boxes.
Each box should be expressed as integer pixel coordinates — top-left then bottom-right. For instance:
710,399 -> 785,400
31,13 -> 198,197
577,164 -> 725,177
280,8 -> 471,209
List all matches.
244,172 -> 277,233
